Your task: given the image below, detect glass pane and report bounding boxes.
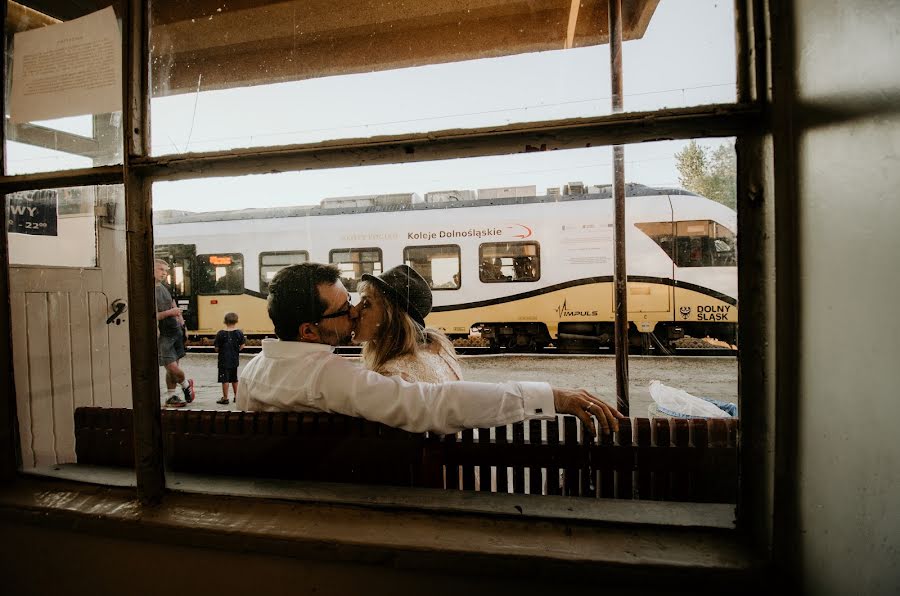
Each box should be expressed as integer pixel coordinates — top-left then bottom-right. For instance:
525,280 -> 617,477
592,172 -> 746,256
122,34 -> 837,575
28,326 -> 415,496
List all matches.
623,138 -> 738,447
622,0 -> 736,111
4,2 -> 124,174
6,187 -> 97,266
152,0 -> 628,155
147,0 -> 617,154
5,184 -> 134,486
152,144 -> 738,505
149,0 -> 735,156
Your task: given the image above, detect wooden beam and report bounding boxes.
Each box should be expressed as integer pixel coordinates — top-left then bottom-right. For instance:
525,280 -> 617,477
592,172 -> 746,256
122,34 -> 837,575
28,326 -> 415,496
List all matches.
7,124 -> 99,158
150,0 -> 661,97
0,165 -> 123,193
0,104 -> 762,191
5,1 -> 59,34
128,103 -> 762,182
565,0 -> 581,49
0,0 -> 18,484
124,0 -> 164,505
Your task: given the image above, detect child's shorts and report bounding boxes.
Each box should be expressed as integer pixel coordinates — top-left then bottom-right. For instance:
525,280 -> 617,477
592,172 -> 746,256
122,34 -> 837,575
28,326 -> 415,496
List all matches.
218,367 -> 238,383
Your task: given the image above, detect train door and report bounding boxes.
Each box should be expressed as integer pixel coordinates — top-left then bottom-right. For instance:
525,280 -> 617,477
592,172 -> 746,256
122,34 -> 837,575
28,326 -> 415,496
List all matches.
154,244 -> 198,332
6,187 -> 131,469
628,216 -> 675,335
670,218 -> 738,343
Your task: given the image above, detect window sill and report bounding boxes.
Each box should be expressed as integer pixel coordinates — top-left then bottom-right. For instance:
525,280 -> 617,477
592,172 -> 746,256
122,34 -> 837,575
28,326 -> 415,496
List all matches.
27,463 -> 736,528
0,473 -> 763,586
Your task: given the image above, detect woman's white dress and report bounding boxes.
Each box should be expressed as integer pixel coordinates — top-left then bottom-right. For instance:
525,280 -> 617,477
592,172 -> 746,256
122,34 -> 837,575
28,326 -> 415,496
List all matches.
375,344 -> 462,383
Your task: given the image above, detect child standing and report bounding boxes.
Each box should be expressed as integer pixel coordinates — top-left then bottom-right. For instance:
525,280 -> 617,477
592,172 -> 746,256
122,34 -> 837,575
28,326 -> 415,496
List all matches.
214,312 -> 245,405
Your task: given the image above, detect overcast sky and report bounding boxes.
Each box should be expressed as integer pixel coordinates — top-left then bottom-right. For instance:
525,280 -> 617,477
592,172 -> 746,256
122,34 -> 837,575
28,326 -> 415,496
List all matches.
7,1 -> 735,212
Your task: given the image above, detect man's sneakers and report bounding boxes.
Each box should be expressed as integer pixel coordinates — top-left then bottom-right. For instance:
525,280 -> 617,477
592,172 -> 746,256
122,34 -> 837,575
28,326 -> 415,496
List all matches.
165,395 -> 187,408
164,380 -> 194,408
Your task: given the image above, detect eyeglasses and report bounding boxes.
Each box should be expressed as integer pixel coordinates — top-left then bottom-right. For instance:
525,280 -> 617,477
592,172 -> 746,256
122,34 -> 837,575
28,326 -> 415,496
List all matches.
317,301 -> 352,322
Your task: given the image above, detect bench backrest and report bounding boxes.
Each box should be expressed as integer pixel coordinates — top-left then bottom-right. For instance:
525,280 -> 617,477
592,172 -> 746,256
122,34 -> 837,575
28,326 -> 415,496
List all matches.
74,407 -> 738,502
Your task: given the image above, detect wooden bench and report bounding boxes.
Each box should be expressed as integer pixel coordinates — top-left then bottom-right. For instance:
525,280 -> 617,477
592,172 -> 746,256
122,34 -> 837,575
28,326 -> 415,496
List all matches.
74,407 -> 738,502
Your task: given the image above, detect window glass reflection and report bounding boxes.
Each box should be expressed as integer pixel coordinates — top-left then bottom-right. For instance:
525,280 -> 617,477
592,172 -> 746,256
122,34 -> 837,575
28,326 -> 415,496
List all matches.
196,253 -> 245,295
330,249 -> 383,292
260,251 -> 310,294
405,245 -> 460,290
4,2 -> 124,174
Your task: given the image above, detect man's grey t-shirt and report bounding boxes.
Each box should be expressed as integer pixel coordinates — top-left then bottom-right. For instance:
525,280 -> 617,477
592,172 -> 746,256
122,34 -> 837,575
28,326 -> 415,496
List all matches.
155,283 -> 180,336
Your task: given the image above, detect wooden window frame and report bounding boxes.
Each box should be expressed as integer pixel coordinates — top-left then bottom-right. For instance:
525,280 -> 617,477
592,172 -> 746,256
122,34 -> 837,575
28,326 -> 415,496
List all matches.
0,0 -> 774,554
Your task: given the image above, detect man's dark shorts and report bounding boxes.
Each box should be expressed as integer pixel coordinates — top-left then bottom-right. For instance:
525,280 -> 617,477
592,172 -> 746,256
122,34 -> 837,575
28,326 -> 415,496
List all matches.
158,332 -> 186,366
218,367 -> 238,383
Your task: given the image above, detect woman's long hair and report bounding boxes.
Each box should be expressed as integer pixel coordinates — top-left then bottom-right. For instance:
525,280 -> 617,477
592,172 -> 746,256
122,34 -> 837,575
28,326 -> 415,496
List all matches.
357,280 -> 458,372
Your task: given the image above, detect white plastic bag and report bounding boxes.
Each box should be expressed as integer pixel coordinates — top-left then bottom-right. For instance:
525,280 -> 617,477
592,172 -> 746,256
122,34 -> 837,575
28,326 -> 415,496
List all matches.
649,380 -> 731,418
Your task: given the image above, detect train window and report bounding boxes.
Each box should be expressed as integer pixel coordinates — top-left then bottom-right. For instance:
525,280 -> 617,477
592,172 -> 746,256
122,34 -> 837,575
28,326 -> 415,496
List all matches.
404,245 -> 461,290
674,220 -> 736,268
636,220 -> 736,268
634,221 -> 676,262
259,251 -> 310,294
330,248 -> 383,292
479,242 -> 540,283
196,253 -> 245,295
168,261 -> 191,297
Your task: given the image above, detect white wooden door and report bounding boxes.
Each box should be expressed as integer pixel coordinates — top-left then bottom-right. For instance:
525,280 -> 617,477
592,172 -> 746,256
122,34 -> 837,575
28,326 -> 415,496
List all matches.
8,191 -> 131,469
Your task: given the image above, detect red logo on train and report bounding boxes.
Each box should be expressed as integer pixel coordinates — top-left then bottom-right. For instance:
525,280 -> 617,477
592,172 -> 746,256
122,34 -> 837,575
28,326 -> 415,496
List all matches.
507,224 -> 533,238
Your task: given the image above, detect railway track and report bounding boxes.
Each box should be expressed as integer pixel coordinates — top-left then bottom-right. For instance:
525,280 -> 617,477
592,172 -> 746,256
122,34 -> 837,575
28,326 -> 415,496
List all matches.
185,344 -> 737,357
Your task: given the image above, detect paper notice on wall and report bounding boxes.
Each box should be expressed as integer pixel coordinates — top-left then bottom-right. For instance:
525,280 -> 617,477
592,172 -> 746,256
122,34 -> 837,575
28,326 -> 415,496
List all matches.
9,6 -> 122,124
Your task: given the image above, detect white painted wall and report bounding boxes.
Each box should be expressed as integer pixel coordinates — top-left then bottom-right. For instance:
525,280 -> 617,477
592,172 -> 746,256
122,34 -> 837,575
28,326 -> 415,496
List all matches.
793,1 -> 900,593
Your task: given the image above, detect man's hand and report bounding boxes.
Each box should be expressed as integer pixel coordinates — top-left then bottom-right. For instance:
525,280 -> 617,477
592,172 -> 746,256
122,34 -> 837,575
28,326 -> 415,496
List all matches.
552,387 -> 624,437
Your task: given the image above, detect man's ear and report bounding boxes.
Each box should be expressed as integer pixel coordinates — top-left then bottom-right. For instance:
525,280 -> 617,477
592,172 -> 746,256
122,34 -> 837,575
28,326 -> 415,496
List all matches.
298,322 -> 320,342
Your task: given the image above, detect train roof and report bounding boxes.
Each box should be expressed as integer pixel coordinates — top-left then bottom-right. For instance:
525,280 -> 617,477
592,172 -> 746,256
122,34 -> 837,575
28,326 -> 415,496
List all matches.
153,183 -> 700,225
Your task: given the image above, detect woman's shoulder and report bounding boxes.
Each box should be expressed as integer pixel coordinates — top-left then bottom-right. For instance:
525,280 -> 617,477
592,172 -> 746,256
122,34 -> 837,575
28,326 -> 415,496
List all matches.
377,349 -> 460,383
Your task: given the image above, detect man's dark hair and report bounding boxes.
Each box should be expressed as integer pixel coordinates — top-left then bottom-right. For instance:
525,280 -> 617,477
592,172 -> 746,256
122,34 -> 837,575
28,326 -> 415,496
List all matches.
267,263 -> 341,341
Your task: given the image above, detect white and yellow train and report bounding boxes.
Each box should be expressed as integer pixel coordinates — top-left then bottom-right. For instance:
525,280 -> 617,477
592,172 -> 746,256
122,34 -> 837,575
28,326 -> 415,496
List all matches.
153,184 -> 737,351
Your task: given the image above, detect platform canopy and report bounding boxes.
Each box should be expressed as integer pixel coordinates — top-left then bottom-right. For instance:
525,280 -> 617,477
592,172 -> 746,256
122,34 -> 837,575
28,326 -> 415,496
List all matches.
9,0 -> 660,97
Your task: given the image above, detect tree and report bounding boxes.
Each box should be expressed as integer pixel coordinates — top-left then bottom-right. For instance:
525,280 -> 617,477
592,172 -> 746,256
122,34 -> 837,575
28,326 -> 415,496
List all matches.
674,140 -> 737,210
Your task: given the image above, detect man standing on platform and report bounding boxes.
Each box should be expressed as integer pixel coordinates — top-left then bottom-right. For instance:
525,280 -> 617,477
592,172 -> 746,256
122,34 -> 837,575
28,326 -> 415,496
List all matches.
155,258 -> 195,407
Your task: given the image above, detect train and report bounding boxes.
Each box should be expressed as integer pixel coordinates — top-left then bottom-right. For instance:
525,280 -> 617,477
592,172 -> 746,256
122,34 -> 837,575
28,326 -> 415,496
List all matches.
153,183 -> 737,352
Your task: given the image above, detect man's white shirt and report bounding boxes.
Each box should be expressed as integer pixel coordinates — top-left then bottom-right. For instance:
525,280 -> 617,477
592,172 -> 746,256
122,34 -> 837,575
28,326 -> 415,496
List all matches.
237,338 -> 556,434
